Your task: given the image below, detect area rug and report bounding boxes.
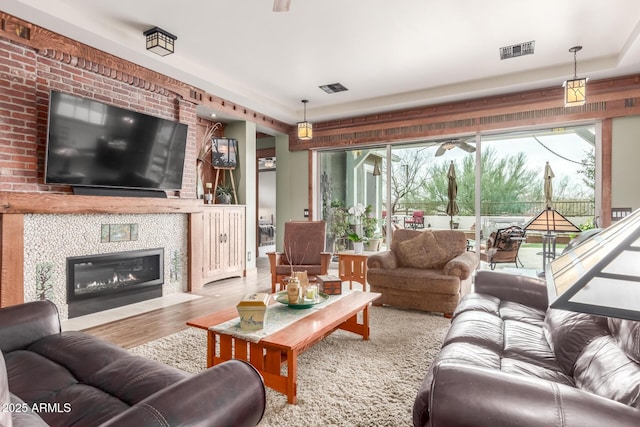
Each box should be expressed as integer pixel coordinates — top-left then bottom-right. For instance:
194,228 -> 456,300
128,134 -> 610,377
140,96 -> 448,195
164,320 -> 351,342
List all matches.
129,306 -> 451,426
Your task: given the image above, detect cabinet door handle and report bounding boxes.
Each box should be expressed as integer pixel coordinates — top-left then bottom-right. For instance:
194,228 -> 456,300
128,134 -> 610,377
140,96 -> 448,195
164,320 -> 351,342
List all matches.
224,233 -> 228,243
219,234 -> 224,243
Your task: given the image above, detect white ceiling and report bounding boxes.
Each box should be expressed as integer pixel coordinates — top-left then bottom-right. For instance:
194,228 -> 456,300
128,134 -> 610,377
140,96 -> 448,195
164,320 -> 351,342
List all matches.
4,0 -> 640,125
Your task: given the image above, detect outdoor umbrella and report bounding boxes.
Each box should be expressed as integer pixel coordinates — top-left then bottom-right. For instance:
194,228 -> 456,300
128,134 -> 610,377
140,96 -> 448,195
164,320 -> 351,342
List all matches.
544,161 -> 554,209
446,161 -> 459,229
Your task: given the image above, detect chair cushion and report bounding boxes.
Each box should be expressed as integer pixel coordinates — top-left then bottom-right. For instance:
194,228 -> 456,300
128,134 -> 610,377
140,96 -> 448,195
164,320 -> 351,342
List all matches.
396,231 -> 448,269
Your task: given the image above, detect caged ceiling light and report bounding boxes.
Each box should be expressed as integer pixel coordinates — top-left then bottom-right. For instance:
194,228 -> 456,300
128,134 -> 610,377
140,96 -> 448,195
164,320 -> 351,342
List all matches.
297,99 -> 313,140
563,46 -> 587,107
143,27 -> 177,57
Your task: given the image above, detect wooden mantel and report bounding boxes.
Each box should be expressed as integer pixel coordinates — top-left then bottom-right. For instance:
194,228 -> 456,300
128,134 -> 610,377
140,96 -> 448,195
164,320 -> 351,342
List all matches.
0,192 -> 203,214
0,191 -> 205,307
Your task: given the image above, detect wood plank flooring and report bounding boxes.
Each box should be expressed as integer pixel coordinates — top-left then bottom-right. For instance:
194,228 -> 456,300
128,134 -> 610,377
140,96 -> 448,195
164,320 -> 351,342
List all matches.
83,258 -> 274,349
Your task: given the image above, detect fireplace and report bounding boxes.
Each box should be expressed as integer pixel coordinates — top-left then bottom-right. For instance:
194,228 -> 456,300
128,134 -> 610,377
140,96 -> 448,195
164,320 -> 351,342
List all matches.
67,248 -> 163,318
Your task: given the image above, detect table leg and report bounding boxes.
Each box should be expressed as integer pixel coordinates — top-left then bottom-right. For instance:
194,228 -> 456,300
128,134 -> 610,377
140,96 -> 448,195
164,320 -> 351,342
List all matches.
362,304 -> 370,340
206,330 -> 215,368
286,349 -> 297,404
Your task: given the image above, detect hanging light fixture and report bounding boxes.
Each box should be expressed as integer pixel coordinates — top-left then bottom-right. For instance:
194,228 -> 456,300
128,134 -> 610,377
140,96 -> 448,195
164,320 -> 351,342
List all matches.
563,46 -> 587,107
143,27 -> 177,57
297,99 -> 313,140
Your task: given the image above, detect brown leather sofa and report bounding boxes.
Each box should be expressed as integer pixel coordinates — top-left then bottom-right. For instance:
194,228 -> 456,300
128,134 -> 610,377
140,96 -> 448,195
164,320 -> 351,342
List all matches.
0,300 -> 266,427
367,229 -> 478,316
413,270 -> 640,426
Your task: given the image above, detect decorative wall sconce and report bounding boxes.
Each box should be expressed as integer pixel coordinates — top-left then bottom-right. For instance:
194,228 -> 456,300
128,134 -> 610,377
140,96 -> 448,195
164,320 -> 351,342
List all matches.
297,99 -> 313,140
563,46 -> 587,107
143,27 -> 177,57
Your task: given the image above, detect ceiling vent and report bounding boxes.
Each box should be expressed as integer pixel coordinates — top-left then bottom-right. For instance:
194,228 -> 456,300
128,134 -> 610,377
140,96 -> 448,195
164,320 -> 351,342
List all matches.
500,41 -> 535,60
319,83 -> 349,94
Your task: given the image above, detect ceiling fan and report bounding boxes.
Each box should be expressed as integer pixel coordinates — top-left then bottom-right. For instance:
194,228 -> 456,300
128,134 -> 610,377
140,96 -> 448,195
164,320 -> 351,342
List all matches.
434,139 -> 476,157
273,0 -> 291,12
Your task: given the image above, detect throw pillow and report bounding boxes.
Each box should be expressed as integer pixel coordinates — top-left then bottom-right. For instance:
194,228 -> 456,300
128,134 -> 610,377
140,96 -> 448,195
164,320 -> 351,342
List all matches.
396,230 -> 449,269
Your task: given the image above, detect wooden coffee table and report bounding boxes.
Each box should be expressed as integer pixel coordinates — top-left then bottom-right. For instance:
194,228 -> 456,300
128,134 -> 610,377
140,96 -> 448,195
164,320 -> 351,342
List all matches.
187,291 -> 381,404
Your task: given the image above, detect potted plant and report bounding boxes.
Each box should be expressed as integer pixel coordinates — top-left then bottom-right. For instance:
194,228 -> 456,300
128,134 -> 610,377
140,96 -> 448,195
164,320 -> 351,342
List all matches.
347,232 -> 367,254
215,184 -> 233,204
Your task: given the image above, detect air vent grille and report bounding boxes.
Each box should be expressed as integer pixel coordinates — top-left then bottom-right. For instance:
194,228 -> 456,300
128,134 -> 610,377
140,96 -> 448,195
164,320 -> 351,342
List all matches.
500,41 -> 535,60
319,83 -> 349,94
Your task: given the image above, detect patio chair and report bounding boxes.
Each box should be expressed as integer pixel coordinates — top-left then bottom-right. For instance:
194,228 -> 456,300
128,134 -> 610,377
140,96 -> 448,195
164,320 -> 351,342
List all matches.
479,225 -> 526,270
267,221 -> 332,293
404,211 -> 425,229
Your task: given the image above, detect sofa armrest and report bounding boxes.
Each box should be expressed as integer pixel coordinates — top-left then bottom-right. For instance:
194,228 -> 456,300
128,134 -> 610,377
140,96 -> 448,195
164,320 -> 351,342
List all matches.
422,363 -> 640,427
474,270 -> 548,310
442,251 -> 477,280
101,360 -> 266,427
0,300 -> 61,353
367,250 -> 398,270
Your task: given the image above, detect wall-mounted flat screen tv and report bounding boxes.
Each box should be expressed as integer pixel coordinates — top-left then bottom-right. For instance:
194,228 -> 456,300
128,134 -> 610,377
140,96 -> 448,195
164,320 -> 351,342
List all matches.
45,90 -> 188,192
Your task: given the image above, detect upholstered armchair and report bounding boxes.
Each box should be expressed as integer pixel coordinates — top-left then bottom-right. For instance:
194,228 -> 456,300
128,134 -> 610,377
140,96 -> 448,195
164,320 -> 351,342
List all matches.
367,228 -> 478,316
267,221 -> 332,293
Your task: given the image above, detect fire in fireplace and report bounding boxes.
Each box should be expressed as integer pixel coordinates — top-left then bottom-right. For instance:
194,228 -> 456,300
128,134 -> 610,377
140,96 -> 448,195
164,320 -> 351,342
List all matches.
67,248 -> 163,318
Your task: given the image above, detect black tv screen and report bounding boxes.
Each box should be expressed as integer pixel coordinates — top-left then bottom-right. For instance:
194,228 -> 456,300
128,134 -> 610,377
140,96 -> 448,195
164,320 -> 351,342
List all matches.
45,90 -> 188,191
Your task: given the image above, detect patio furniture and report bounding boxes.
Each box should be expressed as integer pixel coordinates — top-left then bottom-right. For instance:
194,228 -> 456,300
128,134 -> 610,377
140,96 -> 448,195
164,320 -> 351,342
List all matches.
404,211 -> 425,229
479,225 -> 526,270
267,220 -> 332,292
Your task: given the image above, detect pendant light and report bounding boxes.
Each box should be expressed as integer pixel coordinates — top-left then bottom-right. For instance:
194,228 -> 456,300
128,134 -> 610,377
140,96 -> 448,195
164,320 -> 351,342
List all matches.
297,99 -> 313,140
563,46 -> 587,107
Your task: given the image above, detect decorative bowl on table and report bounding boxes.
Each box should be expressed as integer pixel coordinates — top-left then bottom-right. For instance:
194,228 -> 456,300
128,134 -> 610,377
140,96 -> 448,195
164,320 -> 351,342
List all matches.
274,291 -> 329,309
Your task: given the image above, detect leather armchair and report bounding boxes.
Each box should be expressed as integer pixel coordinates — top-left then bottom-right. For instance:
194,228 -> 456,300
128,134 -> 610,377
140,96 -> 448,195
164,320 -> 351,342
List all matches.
267,220 -> 332,292
0,300 -> 266,427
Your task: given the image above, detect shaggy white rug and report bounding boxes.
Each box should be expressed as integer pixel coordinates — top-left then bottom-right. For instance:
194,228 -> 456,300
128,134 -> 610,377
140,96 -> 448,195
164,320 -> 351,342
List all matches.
129,306 -> 450,426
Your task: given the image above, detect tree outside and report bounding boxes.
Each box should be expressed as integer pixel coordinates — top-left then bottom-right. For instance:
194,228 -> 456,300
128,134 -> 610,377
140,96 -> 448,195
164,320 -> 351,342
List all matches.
390,143 -> 594,217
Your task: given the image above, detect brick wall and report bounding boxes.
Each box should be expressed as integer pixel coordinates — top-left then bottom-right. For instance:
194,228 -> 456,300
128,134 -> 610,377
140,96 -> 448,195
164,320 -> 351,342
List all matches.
0,38 -> 197,198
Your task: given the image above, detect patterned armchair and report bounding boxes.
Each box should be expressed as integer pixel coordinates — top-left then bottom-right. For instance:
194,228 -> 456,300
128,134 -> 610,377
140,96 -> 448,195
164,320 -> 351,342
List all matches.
479,225 -> 526,270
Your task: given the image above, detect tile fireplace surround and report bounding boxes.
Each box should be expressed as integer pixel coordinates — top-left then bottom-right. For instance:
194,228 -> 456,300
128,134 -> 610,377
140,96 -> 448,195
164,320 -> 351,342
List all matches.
24,213 -> 188,320
0,192 -> 209,320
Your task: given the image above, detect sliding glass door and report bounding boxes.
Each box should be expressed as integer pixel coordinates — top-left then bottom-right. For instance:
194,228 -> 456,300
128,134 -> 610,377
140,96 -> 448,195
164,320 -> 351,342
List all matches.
317,124 -> 596,272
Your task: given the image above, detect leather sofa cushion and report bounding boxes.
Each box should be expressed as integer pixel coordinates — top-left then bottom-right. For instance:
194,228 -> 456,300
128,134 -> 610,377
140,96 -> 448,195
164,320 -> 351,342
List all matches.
396,230 -> 449,269
608,318 -> 640,363
437,296 -> 568,382
574,335 -> 640,409
543,308 -> 609,376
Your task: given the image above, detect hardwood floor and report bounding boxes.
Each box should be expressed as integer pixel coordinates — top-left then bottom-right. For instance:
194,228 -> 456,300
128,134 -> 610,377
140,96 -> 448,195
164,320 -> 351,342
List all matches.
83,257 -> 274,349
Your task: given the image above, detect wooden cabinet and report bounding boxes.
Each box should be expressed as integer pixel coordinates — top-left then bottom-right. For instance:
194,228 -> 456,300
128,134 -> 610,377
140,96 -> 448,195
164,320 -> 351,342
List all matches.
196,205 -> 246,288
